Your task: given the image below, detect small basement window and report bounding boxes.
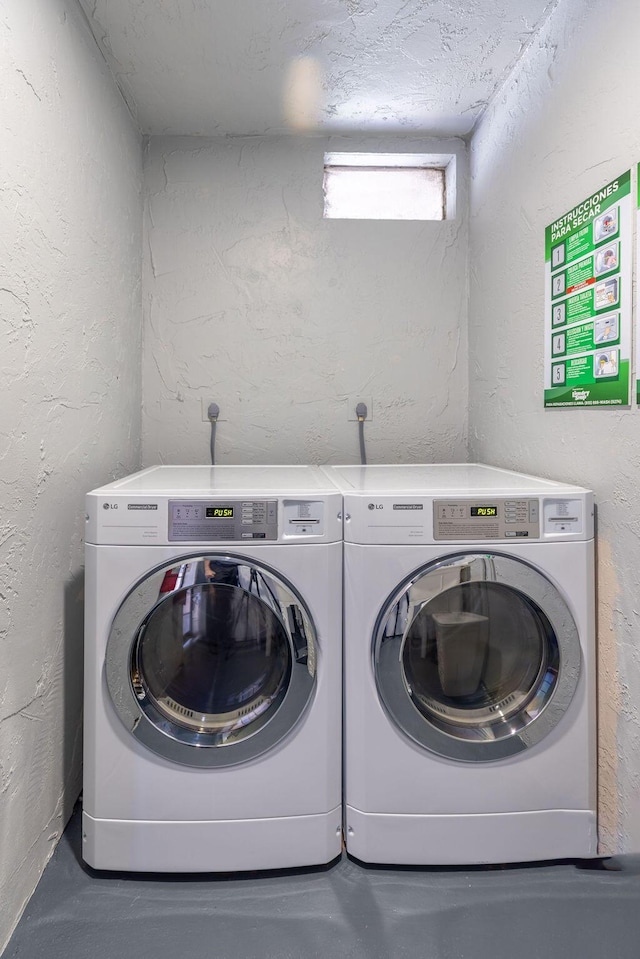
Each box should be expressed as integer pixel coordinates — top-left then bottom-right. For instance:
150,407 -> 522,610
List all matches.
323,152 -> 454,221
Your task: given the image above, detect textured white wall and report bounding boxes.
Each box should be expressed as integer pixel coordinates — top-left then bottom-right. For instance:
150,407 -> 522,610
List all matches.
469,0 -> 640,854
0,0 -> 142,947
76,0 -> 553,138
142,136 -> 468,467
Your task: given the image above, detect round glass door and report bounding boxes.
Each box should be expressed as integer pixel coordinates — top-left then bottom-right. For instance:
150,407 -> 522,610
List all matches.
106,555 -> 317,767
374,553 -> 581,762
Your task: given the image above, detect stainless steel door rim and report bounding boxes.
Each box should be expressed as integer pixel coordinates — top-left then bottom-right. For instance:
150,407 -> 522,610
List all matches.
105,554 -> 317,767
373,552 -> 581,763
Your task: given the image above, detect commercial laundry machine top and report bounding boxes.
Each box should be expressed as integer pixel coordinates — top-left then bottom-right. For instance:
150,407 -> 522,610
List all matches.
83,465 -> 343,872
323,463 -> 596,865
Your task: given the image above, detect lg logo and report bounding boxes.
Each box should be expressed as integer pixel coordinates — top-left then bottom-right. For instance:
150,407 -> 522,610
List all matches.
368,503 -> 383,510
102,503 -> 118,510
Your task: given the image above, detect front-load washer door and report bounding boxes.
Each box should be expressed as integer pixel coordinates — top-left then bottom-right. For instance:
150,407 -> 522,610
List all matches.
373,552 -> 581,763
105,555 -> 317,767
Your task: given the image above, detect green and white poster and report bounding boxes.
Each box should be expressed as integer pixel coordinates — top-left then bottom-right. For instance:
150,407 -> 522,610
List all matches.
544,171 -> 631,408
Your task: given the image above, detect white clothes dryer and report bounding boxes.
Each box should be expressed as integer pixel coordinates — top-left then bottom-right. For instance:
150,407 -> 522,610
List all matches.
323,463 -> 596,866
83,465 -> 342,872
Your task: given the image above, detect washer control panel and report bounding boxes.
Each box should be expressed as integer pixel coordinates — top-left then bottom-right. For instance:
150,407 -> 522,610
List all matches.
168,499 -> 277,541
433,498 -> 541,540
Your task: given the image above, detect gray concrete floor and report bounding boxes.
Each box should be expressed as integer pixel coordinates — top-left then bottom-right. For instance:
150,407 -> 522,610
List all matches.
5,808 -> 640,959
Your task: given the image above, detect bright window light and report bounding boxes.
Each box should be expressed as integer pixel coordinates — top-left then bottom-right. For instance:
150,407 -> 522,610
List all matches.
323,153 -> 452,221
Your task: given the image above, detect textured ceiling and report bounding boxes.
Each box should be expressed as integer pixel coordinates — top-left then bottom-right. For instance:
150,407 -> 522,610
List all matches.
78,0 -> 555,137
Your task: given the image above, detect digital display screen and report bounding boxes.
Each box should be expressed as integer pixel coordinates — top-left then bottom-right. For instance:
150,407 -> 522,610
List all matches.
470,506 -> 498,517
206,506 -> 234,519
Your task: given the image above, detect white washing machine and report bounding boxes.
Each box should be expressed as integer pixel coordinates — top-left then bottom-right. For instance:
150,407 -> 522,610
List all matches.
83,465 -> 343,872
323,463 -> 596,866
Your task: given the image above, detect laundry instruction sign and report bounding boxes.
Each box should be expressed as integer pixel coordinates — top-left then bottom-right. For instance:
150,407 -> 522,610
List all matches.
544,171 -> 631,408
